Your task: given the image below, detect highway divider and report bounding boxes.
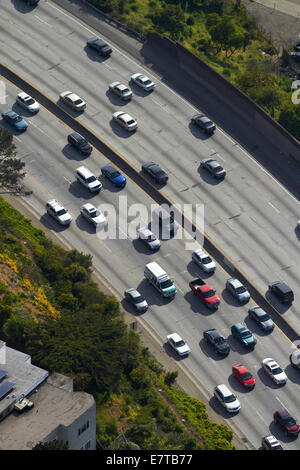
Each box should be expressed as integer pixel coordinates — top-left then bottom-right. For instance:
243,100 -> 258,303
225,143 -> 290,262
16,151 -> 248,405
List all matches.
1,62 -> 299,344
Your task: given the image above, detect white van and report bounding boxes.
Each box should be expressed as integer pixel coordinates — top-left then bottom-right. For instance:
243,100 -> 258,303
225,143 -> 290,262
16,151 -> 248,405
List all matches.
75,166 -> 102,192
144,262 -> 176,298
151,205 -> 179,238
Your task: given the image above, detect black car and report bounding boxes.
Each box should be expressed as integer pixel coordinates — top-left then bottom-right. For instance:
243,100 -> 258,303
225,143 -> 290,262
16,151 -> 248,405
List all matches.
191,114 -> 216,134
142,162 -> 168,184
203,328 -> 230,356
68,132 -> 92,156
268,282 -> 294,304
273,409 -> 300,437
248,306 -> 274,332
294,42 -> 300,52
200,158 -> 226,179
87,37 -> 112,56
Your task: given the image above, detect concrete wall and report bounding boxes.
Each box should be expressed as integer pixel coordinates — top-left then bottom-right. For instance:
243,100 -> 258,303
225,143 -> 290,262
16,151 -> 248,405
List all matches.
147,32 -> 300,162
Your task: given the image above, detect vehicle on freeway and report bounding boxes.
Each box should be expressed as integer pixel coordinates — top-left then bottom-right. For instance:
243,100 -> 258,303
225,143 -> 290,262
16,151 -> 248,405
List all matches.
144,262 -> 176,298
226,278 -> 250,303
192,248 -> 216,273
141,162 -> 168,184
1,110 -> 28,131
131,73 -> 155,91
290,349 -> 300,370
59,91 -> 86,111
294,42 -> 300,52
232,363 -> 255,389
166,333 -> 190,356
213,384 -> 240,414
136,227 -> 160,251
109,82 -> 132,100
261,358 -> 287,385
261,435 -> 284,450
16,92 -> 40,113
231,322 -> 257,349
80,203 -> 107,228
203,328 -> 230,356
124,288 -> 148,313
68,132 -> 92,155
112,111 -> 137,131
86,37 -> 112,56
191,114 -> 216,134
248,306 -> 274,332
151,205 -> 179,238
46,199 -> 72,226
101,164 -> 126,188
75,166 -> 102,192
189,278 -> 220,309
268,281 -> 294,304
200,158 -> 226,179
273,409 -> 300,437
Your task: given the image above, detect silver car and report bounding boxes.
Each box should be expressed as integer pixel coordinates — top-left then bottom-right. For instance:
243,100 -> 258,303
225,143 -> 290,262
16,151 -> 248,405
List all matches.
226,278 -> 250,303
60,91 -> 86,111
80,203 -> 107,227
192,248 -> 216,273
16,92 -> 40,113
200,158 -> 226,179
131,73 -> 155,91
109,82 -> 132,100
166,333 -> 190,356
124,288 -> 148,313
261,358 -> 287,385
213,384 -> 240,413
112,111 -> 137,131
46,199 -> 72,226
137,227 -> 160,251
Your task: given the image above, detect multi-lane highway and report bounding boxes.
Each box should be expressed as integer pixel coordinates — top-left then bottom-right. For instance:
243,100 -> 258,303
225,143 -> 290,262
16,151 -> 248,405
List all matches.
1,0 -> 300,449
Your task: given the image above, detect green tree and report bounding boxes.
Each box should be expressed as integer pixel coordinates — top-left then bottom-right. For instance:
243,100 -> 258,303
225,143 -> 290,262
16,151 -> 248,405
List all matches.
32,440 -> 69,450
208,15 -> 244,56
279,103 -> 300,140
0,129 -> 31,196
152,4 -> 186,39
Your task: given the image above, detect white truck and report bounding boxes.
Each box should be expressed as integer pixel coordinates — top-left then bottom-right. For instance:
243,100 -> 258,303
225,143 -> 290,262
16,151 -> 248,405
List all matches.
144,262 -> 176,298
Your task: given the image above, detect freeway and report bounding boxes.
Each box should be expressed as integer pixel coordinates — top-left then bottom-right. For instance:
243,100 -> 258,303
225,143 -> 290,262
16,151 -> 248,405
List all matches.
2,74 -> 300,450
0,0 -> 300,449
1,0 -> 300,337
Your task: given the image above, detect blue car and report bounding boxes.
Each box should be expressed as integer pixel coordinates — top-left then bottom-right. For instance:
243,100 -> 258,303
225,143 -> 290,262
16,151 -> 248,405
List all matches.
2,110 -> 28,131
231,322 -> 257,349
101,164 -> 126,188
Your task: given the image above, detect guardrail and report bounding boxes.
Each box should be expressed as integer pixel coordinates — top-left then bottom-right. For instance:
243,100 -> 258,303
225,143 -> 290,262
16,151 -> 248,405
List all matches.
1,62 -> 299,344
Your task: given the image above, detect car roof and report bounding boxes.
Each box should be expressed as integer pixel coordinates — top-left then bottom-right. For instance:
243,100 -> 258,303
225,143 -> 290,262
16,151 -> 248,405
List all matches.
216,384 -> 232,397
263,435 -> 279,445
207,160 -> 220,168
137,226 -> 152,236
228,278 -> 243,288
89,37 -> 107,46
119,113 -> 133,121
70,131 -> 84,140
127,289 -> 140,298
276,408 -> 289,417
250,307 -> 266,317
233,322 -> 247,331
82,203 -> 96,212
168,333 -> 183,342
273,282 -> 291,293
76,166 -> 93,177
263,358 -> 277,367
233,363 -> 248,373
47,199 -> 64,210
18,92 -> 30,99
205,328 -> 219,338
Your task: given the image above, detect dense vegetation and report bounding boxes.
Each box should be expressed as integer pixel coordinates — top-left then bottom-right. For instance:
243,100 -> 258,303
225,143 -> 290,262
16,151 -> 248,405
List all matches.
0,196 -> 234,449
87,0 -> 300,140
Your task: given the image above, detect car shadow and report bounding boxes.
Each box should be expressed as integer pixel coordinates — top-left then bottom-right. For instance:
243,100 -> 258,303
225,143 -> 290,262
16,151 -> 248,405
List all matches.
227,373 -> 254,394
188,122 -> 212,141
39,213 -> 70,233
109,119 -> 136,138
244,315 -> 273,337
227,335 -> 255,356
11,0 -> 36,13
139,170 -> 167,189
221,289 -> 242,307
265,291 -> 290,314
0,120 -> 27,135
56,99 -> 85,118
198,338 -> 229,362
183,290 -> 217,315
120,298 -> 145,316
135,279 -> 174,307
197,165 -> 223,185
284,363 -> 300,385
105,90 -> 129,106
131,238 -> 157,255
163,343 -> 188,362
98,176 -> 125,192
11,103 -> 38,118
256,367 -> 285,390
68,181 -> 99,200
83,45 -> 110,63
75,214 -> 97,234
269,421 -> 298,443
186,260 -> 215,279
208,397 -> 238,420
62,144 -> 89,161
129,81 -> 152,97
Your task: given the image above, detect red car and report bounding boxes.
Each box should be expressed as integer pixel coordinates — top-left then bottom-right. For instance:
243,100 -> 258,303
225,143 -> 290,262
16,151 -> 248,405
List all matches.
232,363 -> 255,388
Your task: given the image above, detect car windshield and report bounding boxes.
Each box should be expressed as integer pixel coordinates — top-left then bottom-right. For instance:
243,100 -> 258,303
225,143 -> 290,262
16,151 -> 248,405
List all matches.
13,115 -> 22,123
90,210 -> 100,218
174,340 -> 186,347
236,286 -> 246,294
86,176 -> 96,184
202,290 -> 215,298
259,314 -> 270,322
127,119 -> 135,125
214,166 -> 223,172
214,337 -> 225,345
283,416 -> 296,427
272,367 -> 282,375
133,295 -> 144,304
241,372 -> 252,380
240,330 -> 251,338
121,89 -> 129,94
272,444 -> 283,450
160,279 -> 173,289
110,170 -> 121,179
224,394 -> 236,403
202,256 -> 212,264
144,79 -> 152,85
25,98 -> 35,105
57,209 -> 67,216
78,138 -> 88,147
147,234 -> 157,241
204,121 -> 213,127
74,99 -> 83,105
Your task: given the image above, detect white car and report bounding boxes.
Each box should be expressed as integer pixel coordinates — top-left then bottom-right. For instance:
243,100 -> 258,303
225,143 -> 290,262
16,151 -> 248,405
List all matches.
192,248 -> 216,273
261,358 -> 287,385
16,92 -> 40,113
131,73 -> 155,91
109,82 -> 132,100
60,91 -> 86,111
80,203 -> 107,227
261,435 -> 283,450
213,384 -> 241,413
112,111 -> 137,131
46,199 -> 72,226
166,333 -> 190,356
137,227 -> 160,251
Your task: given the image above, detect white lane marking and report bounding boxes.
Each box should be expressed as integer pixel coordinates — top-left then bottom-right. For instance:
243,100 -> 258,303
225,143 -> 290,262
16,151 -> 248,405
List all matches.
47,0 -> 300,211
176,286 -> 184,294
34,15 -> 51,27
217,154 -> 225,162
180,270 -> 188,274
63,176 -> 72,184
14,136 -> 22,142
29,120 -> 51,138
152,98 -> 169,113
275,396 -> 287,409
268,201 -> 280,213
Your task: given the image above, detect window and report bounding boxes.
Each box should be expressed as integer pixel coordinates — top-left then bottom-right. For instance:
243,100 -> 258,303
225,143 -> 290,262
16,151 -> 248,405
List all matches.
78,420 -> 89,436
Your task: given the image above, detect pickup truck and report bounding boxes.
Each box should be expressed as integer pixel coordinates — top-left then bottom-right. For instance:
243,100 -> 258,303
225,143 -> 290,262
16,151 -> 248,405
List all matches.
189,278 -> 220,309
